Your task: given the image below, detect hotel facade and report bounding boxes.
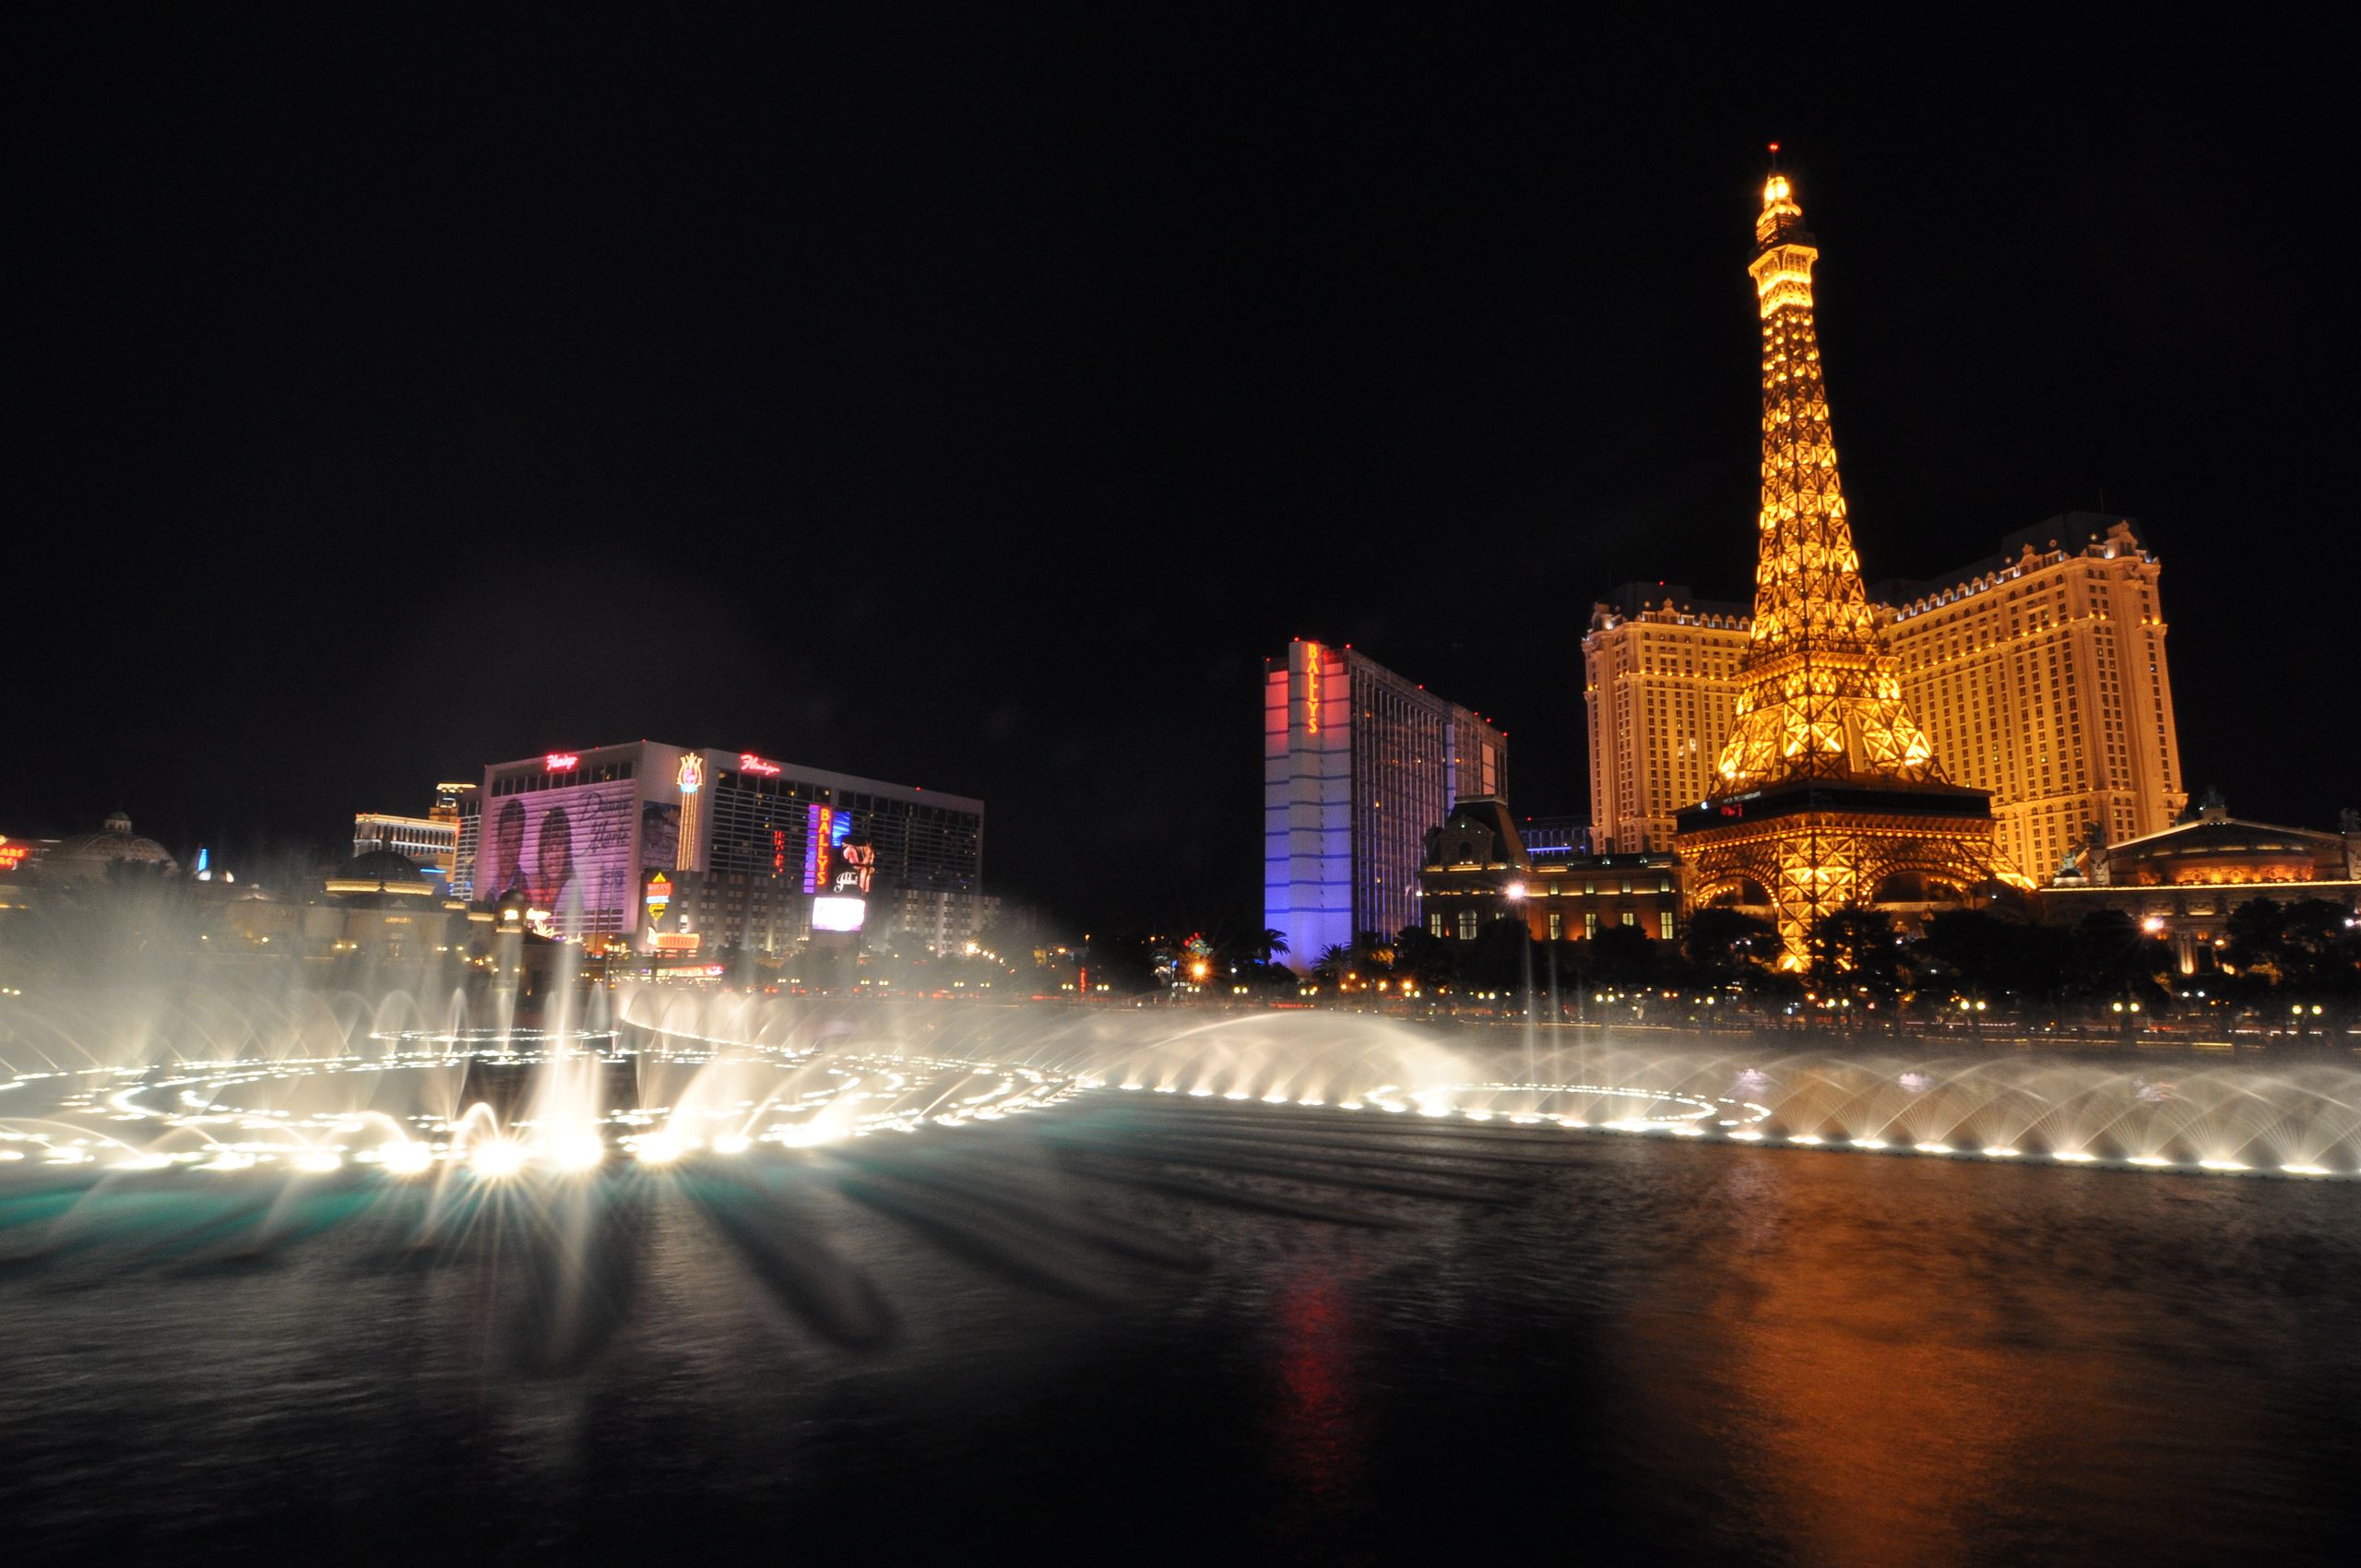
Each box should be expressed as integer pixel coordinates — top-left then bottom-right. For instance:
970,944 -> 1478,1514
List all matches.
1583,514 -> 2186,883
466,742 -> 983,957
1264,641 -> 1505,968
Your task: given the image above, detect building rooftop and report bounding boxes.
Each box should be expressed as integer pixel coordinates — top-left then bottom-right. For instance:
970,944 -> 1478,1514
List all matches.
1869,514 -> 2151,605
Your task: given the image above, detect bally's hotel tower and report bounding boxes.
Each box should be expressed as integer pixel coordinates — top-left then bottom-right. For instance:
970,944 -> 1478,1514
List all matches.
1264,641 -> 1505,968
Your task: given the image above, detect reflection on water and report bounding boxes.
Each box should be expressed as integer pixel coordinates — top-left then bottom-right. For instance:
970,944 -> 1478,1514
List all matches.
1618,1153 -> 2344,1565
3,1090 -> 2357,1564
1265,1261 -> 1368,1515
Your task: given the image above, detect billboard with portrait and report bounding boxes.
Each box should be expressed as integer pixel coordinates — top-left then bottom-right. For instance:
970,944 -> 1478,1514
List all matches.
475,778 -> 641,939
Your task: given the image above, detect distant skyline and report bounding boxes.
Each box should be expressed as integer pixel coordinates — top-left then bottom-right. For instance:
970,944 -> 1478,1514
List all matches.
18,20 -> 2352,932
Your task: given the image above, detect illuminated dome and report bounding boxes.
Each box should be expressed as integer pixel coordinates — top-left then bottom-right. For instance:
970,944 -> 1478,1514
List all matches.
326,849 -> 434,899
42,812 -> 179,882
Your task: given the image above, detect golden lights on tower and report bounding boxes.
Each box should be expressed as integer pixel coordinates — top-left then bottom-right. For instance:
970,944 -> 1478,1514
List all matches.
1678,155 -> 2019,968
1713,162 -> 1943,794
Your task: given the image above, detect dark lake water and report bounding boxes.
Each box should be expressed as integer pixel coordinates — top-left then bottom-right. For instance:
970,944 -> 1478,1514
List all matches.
5,1097 -> 2358,1566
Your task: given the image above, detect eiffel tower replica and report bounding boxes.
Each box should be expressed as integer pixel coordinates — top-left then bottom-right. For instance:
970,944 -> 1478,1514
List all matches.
1676,155 -> 2022,968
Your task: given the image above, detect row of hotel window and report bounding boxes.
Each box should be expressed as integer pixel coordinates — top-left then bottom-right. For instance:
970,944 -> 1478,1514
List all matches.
1435,909 -> 1675,942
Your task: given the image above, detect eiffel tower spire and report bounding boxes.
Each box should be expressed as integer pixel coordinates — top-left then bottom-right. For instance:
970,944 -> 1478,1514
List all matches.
1679,155 -> 2014,968
1714,160 -> 1940,791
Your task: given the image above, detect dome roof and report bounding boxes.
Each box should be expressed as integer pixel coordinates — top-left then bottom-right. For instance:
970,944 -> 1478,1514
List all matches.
42,813 -> 178,881
345,848 -> 424,880
326,848 -> 434,899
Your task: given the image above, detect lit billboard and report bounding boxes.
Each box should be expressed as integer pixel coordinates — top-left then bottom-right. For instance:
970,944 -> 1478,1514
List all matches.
812,896 -> 867,932
476,778 -> 640,939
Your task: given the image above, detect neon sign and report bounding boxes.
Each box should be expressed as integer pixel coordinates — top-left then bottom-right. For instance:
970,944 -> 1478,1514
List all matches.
676,754 -> 705,794
739,753 -> 783,776
644,872 -> 672,924
0,837 -> 29,873
1304,643 -> 1321,735
546,752 -> 579,770
772,828 -> 787,875
803,805 -> 835,894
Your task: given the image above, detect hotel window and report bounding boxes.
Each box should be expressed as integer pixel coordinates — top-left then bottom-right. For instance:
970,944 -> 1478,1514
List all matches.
1584,911 -> 1598,938
1429,912 -> 1447,938
1659,911 -> 1675,940
1458,910 -> 1477,941
1621,911 -> 1635,927
1548,910 -> 1562,940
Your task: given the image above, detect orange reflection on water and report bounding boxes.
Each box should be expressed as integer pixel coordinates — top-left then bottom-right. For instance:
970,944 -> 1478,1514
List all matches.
1621,1156 -> 2139,1568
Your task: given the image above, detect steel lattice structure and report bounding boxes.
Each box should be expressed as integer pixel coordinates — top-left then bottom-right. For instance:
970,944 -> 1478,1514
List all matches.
1678,162 -> 2021,966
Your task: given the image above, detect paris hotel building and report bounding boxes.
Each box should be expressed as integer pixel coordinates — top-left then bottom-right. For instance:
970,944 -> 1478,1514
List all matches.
1583,513 -> 2186,882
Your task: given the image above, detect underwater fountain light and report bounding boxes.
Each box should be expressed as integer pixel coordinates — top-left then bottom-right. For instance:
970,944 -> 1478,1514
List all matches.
469,1139 -> 528,1178
380,1142 -> 435,1176
633,1131 -> 687,1164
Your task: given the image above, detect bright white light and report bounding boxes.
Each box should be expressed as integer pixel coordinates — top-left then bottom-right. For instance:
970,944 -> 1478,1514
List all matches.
381,1142 -> 434,1176
774,1114 -> 845,1148
812,896 -> 866,932
1916,1143 -> 1953,1155
1983,1146 -> 2021,1158
2127,1155 -> 2173,1168
1851,1138 -> 1889,1150
2281,1163 -> 2331,1176
1789,1134 -> 1824,1146
295,1149 -> 343,1173
635,1132 -> 686,1165
546,1132 -> 605,1171
470,1139 -> 528,1178
2199,1158 -> 2249,1172
1728,1129 -> 1763,1141
2052,1149 -> 2097,1163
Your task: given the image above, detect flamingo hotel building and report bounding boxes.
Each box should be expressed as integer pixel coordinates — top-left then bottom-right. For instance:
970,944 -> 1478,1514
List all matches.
462,742 -> 984,958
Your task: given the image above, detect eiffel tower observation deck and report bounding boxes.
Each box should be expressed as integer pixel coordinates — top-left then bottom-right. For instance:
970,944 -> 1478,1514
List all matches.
1677,152 -> 2021,967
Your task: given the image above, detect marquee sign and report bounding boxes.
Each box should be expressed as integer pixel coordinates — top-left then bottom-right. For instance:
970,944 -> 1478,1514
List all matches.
739,753 -> 783,777
546,752 -> 580,770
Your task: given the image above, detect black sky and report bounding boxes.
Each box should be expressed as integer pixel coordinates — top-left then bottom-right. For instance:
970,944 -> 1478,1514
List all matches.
17,18 -> 2353,934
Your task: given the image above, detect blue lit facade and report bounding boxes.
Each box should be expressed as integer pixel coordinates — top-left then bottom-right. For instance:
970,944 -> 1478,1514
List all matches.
1263,641 -> 1505,969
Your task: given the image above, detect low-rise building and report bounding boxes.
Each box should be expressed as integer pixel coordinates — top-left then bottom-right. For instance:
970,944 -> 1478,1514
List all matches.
2039,797 -> 2361,972
1418,799 -> 1683,947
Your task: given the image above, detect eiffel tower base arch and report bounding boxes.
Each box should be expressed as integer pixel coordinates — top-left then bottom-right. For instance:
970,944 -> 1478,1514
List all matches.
1677,781 -> 2006,969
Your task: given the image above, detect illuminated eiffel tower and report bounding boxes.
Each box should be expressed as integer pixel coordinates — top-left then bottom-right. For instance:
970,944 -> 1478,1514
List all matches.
1677,154 -> 2023,968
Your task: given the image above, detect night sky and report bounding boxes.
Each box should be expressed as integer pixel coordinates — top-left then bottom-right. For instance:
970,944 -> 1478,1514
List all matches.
18,20 -> 2351,934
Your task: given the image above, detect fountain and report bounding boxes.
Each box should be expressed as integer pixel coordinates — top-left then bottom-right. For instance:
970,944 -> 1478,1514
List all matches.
6,970 -> 2358,1362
